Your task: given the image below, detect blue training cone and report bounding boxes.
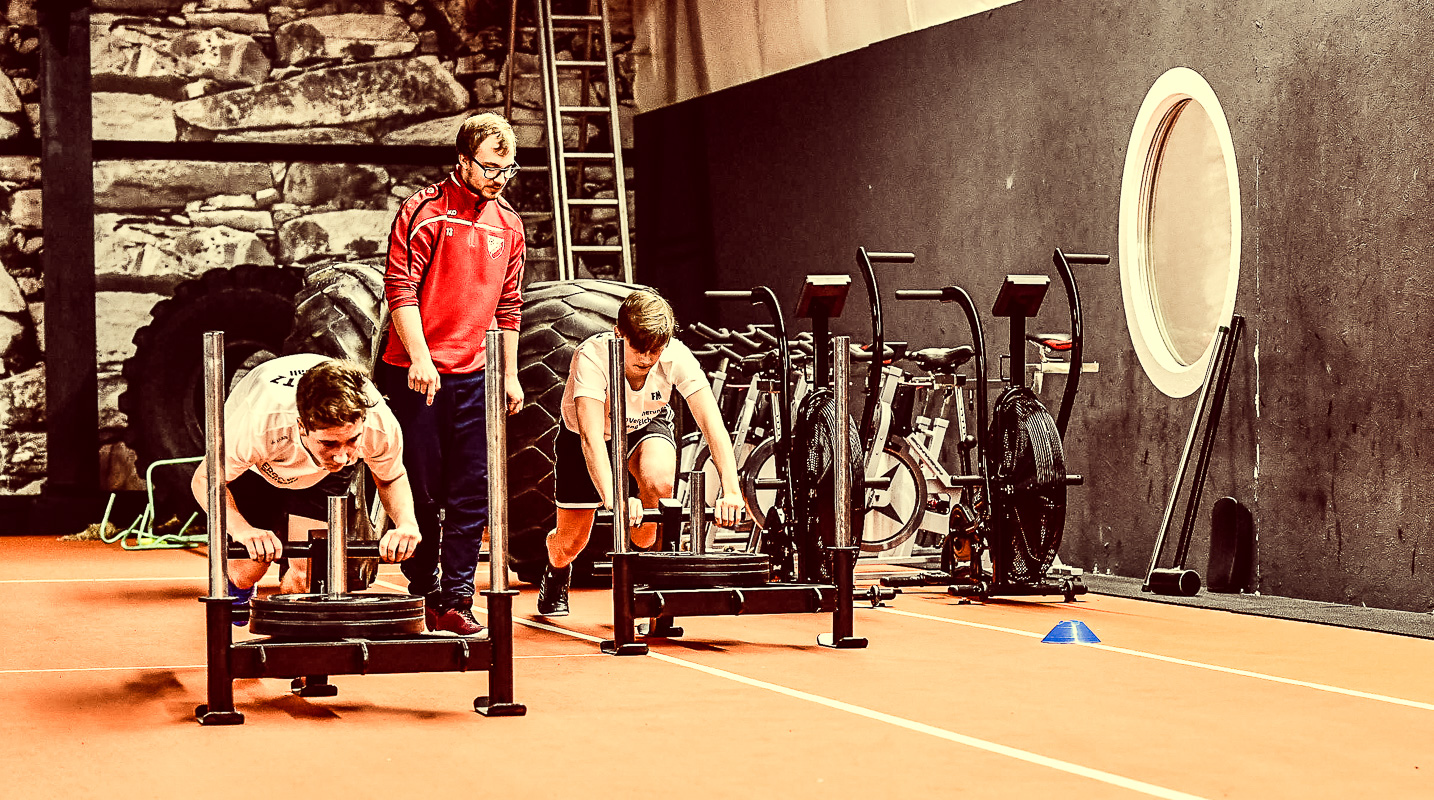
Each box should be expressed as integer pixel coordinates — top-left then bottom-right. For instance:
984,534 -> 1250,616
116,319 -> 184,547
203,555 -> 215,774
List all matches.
1042,620 -> 1100,644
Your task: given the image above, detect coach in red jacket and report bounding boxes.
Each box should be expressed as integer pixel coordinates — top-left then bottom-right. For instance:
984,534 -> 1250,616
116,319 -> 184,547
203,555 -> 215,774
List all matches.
376,112 -> 526,637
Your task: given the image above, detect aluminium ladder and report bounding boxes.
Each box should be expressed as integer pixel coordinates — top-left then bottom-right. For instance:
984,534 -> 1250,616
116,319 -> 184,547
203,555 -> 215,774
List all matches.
506,0 -> 633,282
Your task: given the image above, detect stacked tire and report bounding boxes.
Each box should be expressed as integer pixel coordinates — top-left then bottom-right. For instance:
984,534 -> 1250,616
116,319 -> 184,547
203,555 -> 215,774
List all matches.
506,279 -> 642,584
119,264 -> 305,512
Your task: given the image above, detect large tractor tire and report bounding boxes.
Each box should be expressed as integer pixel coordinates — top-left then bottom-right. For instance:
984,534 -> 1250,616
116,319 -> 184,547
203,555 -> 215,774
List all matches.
506,279 -> 642,585
119,265 -> 304,514
282,259 -> 388,588
282,259 -> 387,367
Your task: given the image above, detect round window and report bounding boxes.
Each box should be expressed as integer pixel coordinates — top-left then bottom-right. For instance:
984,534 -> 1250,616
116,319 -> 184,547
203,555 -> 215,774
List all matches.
1118,68 -> 1241,397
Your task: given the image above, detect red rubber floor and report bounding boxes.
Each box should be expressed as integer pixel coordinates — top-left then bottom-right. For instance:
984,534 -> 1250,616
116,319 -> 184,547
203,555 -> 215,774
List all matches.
3,536 -> 1432,799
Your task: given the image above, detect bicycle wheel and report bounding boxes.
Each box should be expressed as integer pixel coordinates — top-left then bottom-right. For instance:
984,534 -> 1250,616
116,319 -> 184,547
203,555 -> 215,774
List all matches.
860,435 -> 928,553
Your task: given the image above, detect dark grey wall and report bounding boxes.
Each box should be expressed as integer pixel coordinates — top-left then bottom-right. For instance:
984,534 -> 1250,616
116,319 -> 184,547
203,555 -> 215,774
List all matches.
635,0 -> 1434,611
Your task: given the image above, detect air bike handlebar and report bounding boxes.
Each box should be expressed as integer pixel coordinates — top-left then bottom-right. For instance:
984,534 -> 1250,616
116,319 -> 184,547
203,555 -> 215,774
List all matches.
865,252 -> 916,264
855,248 -> 917,446
895,288 -> 960,301
704,287 -> 796,520
893,284 -> 992,503
1050,249 -> 1108,436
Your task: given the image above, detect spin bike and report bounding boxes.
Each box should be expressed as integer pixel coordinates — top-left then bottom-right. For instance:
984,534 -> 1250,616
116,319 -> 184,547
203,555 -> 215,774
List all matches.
860,346 -> 981,569
853,248 -> 979,567
887,249 -> 1108,601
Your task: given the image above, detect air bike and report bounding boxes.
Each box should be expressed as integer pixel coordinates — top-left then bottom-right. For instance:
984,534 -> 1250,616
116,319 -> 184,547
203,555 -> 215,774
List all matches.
601,277 -> 887,655
195,330 -> 524,724
884,249 -> 1108,602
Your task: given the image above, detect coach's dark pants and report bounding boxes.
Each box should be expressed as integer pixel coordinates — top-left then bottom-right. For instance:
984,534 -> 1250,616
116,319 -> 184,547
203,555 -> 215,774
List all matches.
376,362 -> 489,611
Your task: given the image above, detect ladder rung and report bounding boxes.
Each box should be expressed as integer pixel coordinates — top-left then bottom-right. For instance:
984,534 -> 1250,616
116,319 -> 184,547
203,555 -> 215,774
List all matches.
556,60 -> 606,68
558,106 -> 612,114
572,245 -> 624,253
553,14 -> 602,22
567,199 -> 619,206
563,152 -> 616,160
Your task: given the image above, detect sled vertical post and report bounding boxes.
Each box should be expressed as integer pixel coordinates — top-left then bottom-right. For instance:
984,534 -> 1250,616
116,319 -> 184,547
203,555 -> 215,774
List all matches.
478,329 -> 527,715
820,336 -> 866,649
602,335 -> 647,655
196,331 -> 243,725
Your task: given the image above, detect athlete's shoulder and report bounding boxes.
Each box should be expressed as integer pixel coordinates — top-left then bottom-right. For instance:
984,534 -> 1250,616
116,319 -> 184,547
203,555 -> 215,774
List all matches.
578,330 -> 614,353
245,353 -> 328,384
664,337 -> 696,361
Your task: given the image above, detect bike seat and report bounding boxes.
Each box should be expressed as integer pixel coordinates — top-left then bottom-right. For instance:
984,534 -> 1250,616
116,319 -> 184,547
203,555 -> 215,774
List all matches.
906,346 -> 975,373
850,341 -> 908,362
1028,333 -> 1073,352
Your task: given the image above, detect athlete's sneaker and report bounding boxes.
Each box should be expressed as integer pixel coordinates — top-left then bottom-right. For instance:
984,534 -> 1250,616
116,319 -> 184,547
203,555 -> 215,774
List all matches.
228,582 -> 255,627
432,605 -> 487,638
536,563 -> 572,616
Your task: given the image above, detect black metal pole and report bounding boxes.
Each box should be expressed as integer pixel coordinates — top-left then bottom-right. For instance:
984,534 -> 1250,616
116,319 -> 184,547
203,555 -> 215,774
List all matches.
476,591 -> 526,714
1173,315 -> 1245,569
1143,324 -> 1233,592
1009,314 -> 1027,390
37,0 -> 100,534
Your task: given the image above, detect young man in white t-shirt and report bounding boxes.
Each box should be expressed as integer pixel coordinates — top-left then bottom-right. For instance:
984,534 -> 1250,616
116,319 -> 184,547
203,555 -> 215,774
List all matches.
536,290 -> 745,616
190,354 -> 422,625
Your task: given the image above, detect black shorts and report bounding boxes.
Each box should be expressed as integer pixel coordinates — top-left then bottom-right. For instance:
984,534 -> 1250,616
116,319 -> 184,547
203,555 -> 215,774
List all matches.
554,409 -> 676,509
227,465 -> 357,536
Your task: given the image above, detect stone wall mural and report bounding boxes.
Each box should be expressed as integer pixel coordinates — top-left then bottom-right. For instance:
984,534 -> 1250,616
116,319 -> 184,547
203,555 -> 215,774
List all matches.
0,0 -> 637,494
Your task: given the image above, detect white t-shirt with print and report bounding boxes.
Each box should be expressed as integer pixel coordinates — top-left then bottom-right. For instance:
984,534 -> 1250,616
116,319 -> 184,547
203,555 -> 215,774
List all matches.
223,353 -> 405,490
560,332 -> 707,438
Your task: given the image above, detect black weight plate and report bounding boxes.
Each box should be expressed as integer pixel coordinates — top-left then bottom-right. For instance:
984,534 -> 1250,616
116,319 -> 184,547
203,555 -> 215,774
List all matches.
249,616 -> 426,639
251,593 -> 423,614
252,606 -> 423,622
632,552 -> 771,589
250,593 -> 426,639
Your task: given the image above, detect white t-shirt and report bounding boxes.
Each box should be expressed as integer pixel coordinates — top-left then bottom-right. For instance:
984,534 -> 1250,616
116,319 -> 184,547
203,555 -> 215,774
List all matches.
561,332 -> 707,438
224,353 -> 405,490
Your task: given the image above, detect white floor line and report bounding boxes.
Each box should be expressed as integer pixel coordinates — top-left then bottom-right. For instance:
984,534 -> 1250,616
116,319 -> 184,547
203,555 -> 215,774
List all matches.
873,606 -> 1434,712
0,664 -> 206,675
0,576 -> 206,584
639,649 -> 1209,800
0,652 -> 604,677
430,583 -> 1207,800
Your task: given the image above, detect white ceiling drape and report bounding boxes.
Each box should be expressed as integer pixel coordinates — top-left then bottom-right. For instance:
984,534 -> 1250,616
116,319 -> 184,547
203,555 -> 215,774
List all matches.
631,0 -> 1022,111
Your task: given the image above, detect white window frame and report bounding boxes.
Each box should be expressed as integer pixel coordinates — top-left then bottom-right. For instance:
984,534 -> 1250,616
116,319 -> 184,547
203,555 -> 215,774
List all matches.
1118,67 -> 1242,398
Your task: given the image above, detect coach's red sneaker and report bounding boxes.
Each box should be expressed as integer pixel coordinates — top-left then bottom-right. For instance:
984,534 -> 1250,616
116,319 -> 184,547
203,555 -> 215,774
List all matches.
432,605 -> 488,639
423,594 -> 442,631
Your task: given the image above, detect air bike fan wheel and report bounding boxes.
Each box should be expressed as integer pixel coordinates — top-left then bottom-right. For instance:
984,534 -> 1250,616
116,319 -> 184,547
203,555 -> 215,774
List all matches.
630,552 -> 772,589
249,593 -> 426,639
988,386 -> 1066,584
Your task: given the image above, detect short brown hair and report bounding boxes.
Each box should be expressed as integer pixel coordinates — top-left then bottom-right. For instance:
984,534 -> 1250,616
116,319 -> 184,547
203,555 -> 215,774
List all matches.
456,112 -> 516,160
617,289 -> 676,353
296,359 -> 375,431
